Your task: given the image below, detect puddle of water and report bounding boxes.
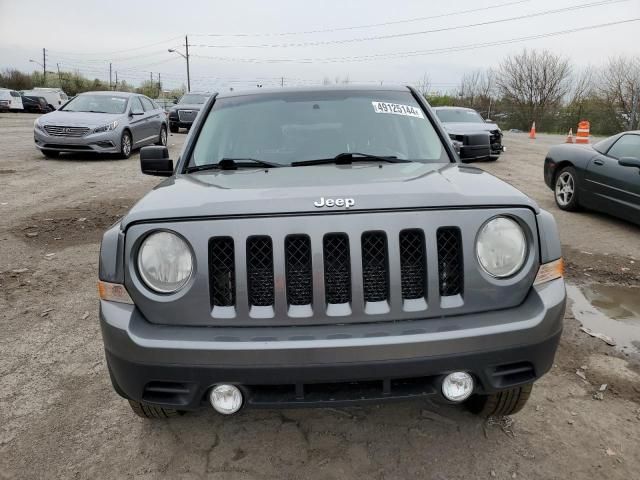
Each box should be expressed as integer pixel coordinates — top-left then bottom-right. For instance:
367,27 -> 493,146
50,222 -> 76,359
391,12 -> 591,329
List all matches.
566,284 -> 640,354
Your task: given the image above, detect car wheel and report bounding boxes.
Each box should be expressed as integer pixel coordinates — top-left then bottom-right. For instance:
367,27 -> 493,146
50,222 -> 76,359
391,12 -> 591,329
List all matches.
156,125 -> 168,146
41,149 -> 59,158
466,383 -> 533,417
119,131 -> 132,159
554,166 -> 580,211
128,400 -> 181,419
169,124 -> 179,134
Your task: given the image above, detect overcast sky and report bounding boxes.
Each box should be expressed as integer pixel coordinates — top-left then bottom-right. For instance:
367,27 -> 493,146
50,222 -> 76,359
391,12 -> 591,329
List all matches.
1,0 -> 639,92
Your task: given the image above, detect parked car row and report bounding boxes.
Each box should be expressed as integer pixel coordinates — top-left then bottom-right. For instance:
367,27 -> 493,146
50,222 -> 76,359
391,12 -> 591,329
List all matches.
0,87 -> 69,113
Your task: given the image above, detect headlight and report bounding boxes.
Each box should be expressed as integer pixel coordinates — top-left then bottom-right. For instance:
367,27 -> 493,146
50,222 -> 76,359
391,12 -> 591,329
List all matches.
137,231 -> 193,293
93,120 -> 119,134
476,216 -> 527,278
34,119 -> 44,132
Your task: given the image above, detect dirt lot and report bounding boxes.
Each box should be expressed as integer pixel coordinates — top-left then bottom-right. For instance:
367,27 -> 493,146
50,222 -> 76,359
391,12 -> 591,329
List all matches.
1,113 -> 639,480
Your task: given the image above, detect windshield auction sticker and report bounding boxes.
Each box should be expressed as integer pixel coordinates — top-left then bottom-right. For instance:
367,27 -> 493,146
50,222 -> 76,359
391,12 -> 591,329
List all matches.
372,101 -> 424,118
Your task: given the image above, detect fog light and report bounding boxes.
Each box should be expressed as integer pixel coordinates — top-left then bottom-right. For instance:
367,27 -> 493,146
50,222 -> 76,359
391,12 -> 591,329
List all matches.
441,372 -> 474,402
209,384 -> 243,414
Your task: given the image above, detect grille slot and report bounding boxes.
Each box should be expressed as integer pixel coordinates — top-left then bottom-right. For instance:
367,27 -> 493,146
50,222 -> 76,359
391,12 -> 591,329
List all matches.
400,229 -> 426,299
247,236 -> 274,307
43,125 -> 90,137
209,237 -> 236,307
285,235 -> 313,306
323,234 -> 351,304
437,227 -> 463,297
361,232 -> 389,302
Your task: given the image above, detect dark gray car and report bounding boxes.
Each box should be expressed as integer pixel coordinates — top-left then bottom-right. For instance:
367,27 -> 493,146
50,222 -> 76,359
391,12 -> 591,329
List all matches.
34,91 -> 167,158
167,92 -> 212,133
99,86 -> 565,419
434,106 -> 505,161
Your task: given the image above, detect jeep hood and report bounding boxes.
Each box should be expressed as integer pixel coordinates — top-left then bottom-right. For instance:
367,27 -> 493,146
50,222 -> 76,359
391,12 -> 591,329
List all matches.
121,162 -> 538,228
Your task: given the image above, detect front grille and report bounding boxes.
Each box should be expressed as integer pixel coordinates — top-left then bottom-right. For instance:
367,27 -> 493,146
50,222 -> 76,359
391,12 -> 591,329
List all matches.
361,232 -> 388,302
323,234 -> 351,304
285,235 -> 312,306
206,218 -> 483,321
247,236 -> 274,307
437,227 -> 463,296
177,109 -> 197,122
209,237 -> 235,307
43,125 -> 90,137
400,229 -> 426,299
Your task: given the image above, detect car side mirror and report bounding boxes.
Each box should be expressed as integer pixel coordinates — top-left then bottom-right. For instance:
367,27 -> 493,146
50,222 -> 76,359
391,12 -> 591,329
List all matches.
140,146 -> 174,176
130,109 -> 144,116
618,157 -> 640,170
458,132 -> 491,162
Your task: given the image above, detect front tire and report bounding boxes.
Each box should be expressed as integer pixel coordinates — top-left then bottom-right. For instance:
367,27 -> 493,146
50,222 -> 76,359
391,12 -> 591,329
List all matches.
119,131 -> 132,159
554,166 -> 580,211
156,125 -> 168,146
128,400 -> 181,419
466,384 -> 533,417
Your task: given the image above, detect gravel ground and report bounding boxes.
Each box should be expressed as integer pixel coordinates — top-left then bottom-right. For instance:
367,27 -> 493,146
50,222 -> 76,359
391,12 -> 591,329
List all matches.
1,113 -> 639,480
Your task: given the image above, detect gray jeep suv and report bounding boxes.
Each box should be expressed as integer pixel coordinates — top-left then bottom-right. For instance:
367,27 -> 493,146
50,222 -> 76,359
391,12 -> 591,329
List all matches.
99,86 -> 565,419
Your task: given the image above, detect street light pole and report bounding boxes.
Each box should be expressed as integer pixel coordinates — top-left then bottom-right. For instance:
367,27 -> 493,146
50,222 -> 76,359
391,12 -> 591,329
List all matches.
168,35 -> 191,92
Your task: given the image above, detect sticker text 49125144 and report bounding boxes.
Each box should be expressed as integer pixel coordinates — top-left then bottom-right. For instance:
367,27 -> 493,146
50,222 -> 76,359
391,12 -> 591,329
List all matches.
372,101 -> 424,118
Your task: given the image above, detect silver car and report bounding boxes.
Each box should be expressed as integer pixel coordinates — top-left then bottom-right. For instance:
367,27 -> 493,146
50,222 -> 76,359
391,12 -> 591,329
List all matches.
34,91 -> 167,159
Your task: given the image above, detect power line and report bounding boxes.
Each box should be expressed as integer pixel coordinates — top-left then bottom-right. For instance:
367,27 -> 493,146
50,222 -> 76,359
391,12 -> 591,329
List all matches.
190,0 -> 532,37
47,36 -> 184,57
188,18 -> 640,64
188,0 -> 626,49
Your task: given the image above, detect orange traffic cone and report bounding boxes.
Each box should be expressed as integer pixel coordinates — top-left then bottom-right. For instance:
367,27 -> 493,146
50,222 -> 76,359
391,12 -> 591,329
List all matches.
565,128 -> 574,143
575,120 -> 590,144
529,121 -> 536,139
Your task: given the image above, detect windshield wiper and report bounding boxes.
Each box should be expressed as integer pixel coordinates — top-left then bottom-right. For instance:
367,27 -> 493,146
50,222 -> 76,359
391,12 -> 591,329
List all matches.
291,152 -> 410,167
185,157 -> 282,173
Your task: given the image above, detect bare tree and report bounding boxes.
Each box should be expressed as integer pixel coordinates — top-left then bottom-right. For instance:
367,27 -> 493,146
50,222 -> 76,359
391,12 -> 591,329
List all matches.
459,70 -> 483,107
415,73 -> 431,97
496,49 -> 571,129
599,56 -> 640,130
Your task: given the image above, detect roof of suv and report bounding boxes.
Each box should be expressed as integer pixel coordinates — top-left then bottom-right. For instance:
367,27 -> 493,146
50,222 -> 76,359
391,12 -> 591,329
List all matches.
216,84 -> 411,99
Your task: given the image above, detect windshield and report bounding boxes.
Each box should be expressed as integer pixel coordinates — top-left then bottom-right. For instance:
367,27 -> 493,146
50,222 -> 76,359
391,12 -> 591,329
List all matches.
61,94 -> 128,114
435,109 -> 485,123
190,90 -> 448,168
179,94 -> 209,104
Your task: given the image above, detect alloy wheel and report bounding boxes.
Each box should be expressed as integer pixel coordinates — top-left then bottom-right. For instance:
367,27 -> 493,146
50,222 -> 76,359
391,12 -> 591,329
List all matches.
122,134 -> 131,156
555,172 -> 574,206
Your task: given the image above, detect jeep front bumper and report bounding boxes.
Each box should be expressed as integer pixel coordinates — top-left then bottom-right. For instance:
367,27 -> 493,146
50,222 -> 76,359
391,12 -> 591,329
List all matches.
101,279 -> 565,410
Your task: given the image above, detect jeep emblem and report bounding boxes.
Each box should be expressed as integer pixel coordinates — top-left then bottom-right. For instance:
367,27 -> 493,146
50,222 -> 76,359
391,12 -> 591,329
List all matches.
314,197 -> 355,209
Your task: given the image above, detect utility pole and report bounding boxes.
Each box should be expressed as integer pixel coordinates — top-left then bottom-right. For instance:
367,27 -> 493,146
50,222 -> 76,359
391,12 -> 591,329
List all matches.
168,36 -> 191,92
185,35 -> 191,92
115,71 -> 118,90
281,76 -> 284,87
42,48 -> 47,85
56,63 -> 62,86
109,63 -> 113,90
158,73 -> 162,97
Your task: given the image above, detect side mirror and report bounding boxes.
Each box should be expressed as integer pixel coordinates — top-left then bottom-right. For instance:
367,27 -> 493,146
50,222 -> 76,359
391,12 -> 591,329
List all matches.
140,146 -> 174,176
130,109 -> 144,116
458,132 -> 491,162
618,157 -> 640,170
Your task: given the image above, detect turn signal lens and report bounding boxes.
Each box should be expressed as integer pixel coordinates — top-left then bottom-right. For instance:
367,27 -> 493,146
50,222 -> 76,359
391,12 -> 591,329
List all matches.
533,258 -> 564,286
98,281 -> 134,304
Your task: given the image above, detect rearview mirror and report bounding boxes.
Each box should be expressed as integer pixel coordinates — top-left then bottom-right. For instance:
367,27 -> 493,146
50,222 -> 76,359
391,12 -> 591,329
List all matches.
618,157 -> 640,170
140,146 -> 174,176
130,109 -> 144,116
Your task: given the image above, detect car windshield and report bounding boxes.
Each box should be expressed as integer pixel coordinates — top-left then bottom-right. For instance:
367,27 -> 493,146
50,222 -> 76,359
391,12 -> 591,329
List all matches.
436,109 -> 485,123
179,94 -> 209,104
190,90 -> 448,168
61,94 -> 128,114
